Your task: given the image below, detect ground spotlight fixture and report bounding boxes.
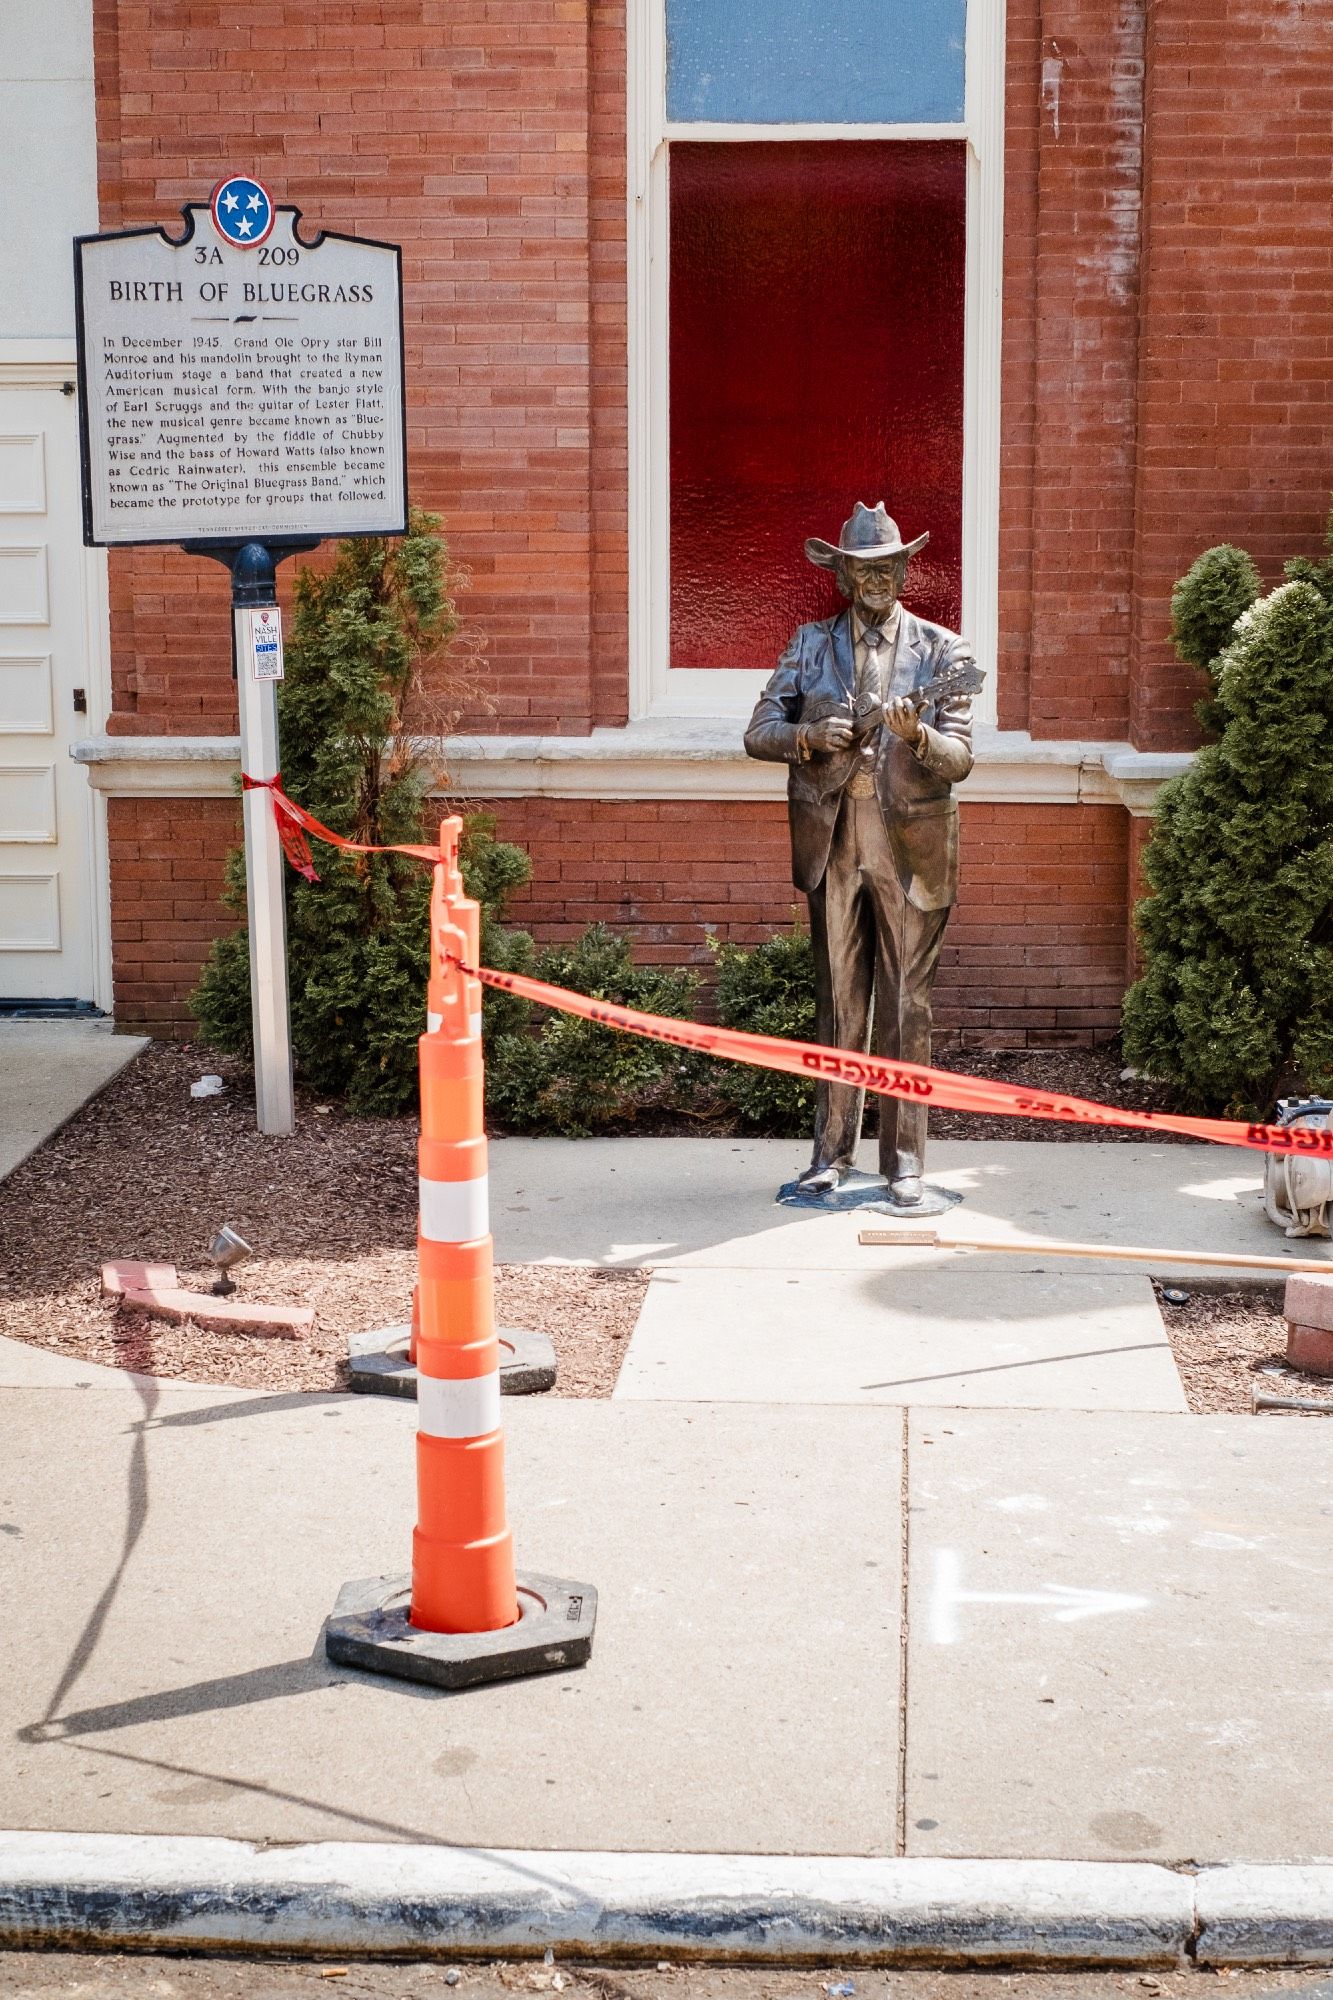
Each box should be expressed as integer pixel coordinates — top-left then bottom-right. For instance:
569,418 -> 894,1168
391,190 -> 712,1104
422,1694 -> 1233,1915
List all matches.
207,1226 -> 253,1296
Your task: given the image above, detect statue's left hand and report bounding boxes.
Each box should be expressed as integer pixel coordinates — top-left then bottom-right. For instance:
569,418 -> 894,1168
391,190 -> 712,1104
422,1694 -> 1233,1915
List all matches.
883,695 -> 924,746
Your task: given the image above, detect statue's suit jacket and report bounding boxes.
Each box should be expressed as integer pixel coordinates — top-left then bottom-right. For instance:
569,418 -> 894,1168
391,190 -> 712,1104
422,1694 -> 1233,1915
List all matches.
744,607 -> 975,911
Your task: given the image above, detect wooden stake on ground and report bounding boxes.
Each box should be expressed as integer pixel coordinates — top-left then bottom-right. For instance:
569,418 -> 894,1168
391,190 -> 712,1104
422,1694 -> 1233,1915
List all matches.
857,1228 -> 1333,1276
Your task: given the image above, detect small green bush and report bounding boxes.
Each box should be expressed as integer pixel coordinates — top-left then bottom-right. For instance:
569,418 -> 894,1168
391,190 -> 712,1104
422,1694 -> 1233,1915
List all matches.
485,924 -> 698,1135
1170,544 -> 1262,734
1123,574 -> 1333,1114
705,923 -> 816,1135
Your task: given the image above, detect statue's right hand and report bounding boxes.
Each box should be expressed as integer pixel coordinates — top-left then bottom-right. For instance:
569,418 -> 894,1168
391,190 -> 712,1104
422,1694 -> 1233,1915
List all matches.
804,715 -> 855,753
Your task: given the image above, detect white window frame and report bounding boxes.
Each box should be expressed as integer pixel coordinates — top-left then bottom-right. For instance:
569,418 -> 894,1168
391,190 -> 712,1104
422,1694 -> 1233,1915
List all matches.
627,0 -> 1005,727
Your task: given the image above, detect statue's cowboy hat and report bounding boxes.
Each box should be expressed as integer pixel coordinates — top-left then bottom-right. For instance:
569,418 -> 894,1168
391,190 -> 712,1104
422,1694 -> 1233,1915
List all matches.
805,501 -> 929,570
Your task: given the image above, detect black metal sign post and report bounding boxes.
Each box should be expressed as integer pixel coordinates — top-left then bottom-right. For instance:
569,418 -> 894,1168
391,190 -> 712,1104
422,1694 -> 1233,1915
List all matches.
74,179 -> 408,1134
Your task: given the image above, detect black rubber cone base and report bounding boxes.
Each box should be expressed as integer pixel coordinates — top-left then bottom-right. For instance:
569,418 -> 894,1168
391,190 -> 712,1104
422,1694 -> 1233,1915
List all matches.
325,1571 -> 597,1691
346,1325 -> 557,1399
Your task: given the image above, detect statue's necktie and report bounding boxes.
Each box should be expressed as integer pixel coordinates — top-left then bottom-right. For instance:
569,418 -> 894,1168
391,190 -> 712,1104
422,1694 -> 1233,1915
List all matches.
849,629 -> 885,797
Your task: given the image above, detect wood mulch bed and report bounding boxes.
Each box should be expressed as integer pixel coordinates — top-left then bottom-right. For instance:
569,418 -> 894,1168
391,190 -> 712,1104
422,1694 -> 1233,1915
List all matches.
927,1042 -> 1196,1143
1152,1282 -> 1333,1417
0,1041 -> 643,1397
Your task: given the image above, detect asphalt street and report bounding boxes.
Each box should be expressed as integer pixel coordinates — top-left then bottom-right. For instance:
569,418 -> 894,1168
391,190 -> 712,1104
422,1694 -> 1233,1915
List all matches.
0,1960 -> 1328,2000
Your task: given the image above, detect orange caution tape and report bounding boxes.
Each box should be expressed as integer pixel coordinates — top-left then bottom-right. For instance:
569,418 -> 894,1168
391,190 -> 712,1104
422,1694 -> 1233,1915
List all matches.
458,958 -> 1329,1159
248,774 -> 1330,1160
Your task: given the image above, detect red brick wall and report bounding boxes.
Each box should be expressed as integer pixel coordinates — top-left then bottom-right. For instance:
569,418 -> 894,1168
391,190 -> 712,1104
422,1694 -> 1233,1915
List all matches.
93,0 -> 616,738
1127,0 -> 1333,750
1000,0 -> 1333,747
108,793 -> 1129,1048
489,798 -> 1128,1048
92,0 -> 1333,748
1003,0 -> 1147,742
91,0 -> 1333,1040
108,795 -> 241,1030
1125,811 -> 1153,981
588,0 -> 630,728
1000,0 -> 1148,740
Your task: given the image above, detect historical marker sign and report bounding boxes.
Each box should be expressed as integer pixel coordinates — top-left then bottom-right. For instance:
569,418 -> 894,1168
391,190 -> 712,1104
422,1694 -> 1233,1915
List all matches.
72,181 -> 411,1136
74,186 -> 406,548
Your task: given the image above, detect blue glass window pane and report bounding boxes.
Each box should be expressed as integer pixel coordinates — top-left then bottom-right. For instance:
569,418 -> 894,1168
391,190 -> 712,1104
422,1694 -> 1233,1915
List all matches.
666,0 -> 966,125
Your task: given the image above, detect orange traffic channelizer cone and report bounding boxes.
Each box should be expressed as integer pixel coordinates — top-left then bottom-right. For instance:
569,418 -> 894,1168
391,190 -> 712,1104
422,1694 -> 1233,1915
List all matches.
325,815 -> 596,1692
344,827 -> 556,1402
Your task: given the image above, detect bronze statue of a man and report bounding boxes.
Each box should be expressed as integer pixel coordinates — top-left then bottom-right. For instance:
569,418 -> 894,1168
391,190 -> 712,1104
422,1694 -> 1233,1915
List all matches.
744,502 -> 978,1208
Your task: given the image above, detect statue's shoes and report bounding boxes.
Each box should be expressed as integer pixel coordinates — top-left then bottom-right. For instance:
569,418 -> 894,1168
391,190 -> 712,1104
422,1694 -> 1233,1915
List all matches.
798,1165 -> 844,1194
889,1175 -> 924,1206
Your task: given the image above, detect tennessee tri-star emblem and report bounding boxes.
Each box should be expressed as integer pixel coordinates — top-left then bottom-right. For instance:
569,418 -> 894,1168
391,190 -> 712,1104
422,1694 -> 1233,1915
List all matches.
209,175 -> 275,248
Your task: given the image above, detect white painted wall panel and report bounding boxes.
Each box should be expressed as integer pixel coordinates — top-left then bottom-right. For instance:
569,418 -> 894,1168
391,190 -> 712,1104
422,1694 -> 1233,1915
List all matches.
0,546 -> 49,625
0,871 -> 60,950
0,655 -> 54,734
0,433 -> 46,512
0,764 -> 57,842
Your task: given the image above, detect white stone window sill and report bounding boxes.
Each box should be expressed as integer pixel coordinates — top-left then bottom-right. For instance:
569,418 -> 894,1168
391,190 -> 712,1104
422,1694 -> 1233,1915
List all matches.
70,722 -> 1194,814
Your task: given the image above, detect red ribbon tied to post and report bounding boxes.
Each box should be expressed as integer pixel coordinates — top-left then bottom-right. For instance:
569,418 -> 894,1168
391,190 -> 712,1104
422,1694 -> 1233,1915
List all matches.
241,774 -> 319,882
241,771 -> 440,885
241,772 -> 1333,1162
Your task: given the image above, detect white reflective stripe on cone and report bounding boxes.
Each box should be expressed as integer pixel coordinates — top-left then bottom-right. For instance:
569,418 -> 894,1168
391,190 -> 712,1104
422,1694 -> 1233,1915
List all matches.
425,1010 -> 481,1039
418,1369 -> 502,1440
419,1174 -> 489,1243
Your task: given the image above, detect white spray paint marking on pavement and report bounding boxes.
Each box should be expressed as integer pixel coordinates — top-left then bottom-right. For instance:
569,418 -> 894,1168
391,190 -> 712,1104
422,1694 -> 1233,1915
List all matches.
929,1549 -> 1151,1645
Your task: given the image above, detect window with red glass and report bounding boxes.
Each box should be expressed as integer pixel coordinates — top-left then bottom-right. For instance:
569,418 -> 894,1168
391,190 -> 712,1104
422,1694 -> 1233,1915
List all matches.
668,140 -> 967,674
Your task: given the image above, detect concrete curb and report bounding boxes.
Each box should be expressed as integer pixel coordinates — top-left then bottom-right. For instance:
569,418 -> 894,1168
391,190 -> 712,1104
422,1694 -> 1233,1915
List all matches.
0,1834 -> 1245,1964
0,1835 -> 1329,1965
1196,1865 -> 1333,1965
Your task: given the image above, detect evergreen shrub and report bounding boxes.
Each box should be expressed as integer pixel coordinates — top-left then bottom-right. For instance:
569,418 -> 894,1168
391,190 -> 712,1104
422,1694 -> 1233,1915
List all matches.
192,512 -> 528,1114
705,923 -> 817,1135
1169,544 -> 1262,734
484,925 -> 698,1136
1123,542 -> 1333,1114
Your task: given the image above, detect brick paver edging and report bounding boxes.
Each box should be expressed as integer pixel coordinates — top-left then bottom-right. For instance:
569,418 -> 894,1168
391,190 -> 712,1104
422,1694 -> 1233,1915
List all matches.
0,1835 -> 1330,1965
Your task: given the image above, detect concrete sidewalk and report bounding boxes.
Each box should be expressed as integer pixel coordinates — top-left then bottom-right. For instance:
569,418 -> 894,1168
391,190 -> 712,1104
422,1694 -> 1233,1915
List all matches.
2,1380 -> 1329,1866
490,1137 -> 1324,1414
3,1132 -> 1331,1960
485,1135 -> 1289,1270
0,1018 -> 145,1181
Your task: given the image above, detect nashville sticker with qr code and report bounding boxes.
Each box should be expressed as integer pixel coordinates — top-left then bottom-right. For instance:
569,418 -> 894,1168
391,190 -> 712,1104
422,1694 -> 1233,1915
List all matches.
247,607 -> 284,682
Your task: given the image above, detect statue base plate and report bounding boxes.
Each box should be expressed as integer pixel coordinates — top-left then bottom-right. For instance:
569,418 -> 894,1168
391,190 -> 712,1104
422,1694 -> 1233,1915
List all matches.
777,1170 -> 963,1217
864,1185 -> 964,1220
